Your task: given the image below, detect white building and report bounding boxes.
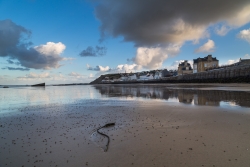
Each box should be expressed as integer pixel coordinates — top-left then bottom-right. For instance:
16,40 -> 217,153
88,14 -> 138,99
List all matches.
154,70 -> 162,79
139,73 -> 154,80
128,74 -> 137,80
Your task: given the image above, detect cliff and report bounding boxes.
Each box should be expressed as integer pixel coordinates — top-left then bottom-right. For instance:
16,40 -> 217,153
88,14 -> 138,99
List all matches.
90,73 -> 121,84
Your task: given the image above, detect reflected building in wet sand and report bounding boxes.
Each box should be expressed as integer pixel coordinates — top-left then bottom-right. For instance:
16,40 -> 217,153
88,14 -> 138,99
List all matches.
176,90 -> 194,104
193,91 -> 220,106
93,85 -> 250,107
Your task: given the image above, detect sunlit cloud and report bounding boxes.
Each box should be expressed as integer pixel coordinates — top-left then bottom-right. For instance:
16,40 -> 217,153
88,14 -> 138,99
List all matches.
215,25 -> 231,36
92,0 -> 250,69
195,39 -> 215,53
0,19 -> 68,70
134,44 -> 181,69
238,28 -> 250,44
244,54 -> 250,58
87,64 -> 111,72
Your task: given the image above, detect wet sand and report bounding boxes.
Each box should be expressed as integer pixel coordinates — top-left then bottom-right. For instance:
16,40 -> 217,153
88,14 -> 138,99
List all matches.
1,99 -> 250,167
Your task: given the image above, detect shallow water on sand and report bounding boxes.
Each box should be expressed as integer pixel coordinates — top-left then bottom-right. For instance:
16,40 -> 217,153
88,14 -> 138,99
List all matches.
1,84 -> 250,167
0,84 -> 250,113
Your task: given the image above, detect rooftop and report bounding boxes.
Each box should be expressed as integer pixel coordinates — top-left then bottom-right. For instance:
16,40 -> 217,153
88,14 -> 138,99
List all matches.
193,55 -> 218,63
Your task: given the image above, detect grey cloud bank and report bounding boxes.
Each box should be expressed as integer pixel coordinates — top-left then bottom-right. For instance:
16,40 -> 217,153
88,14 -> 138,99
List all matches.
2,67 -> 30,71
79,46 -> 107,57
0,19 -> 65,70
92,0 -> 250,69
93,0 -> 250,47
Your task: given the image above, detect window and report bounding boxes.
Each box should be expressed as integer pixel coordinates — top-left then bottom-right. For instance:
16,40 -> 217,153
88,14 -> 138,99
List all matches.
204,63 -> 207,67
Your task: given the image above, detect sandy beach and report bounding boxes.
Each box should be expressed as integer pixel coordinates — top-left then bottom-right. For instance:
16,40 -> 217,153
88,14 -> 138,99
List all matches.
1,96 -> 250,167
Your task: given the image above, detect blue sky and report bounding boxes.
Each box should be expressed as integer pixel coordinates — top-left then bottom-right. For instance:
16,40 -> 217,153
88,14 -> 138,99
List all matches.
1,0 -> 250,85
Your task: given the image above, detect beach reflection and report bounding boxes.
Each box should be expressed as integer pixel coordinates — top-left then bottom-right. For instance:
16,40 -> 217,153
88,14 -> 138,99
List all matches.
93,85 -> 250,108
0,85 -> 101,110
1,84 -> 250,112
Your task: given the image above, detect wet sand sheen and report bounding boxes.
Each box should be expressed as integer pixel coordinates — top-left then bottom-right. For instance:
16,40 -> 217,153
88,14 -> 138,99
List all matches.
1,100 -> 250,167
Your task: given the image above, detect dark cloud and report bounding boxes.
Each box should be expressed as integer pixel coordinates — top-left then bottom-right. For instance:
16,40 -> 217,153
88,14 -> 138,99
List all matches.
86,64 -> 111,71
79,45 -> 107,57
2,67 -> 30,71
6,59 -> 21,65
93,0 -> 250,47
87,65 -> 102,71
0,19 -> 65,69
0,19 -> 31,56
6,59 -> 14,64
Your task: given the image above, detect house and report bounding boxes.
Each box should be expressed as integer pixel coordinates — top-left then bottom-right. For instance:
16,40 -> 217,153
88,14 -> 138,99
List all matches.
234,58 -> 250,66
193,55 -> 219,73
178,60 -> 193,75
101,76 -> 110,83
161,69 -> 171,77
169,70 -> 178,76
128,74 -> 138,80
139,73 -> 154,80
118,74 -> 129,81
154,70 -> 163,79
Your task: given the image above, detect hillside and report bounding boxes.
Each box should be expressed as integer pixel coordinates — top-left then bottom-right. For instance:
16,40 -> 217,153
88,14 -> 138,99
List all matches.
90,73 -> 121,84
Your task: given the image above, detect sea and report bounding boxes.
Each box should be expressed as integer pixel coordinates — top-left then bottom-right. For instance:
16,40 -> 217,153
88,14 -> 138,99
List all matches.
1,84 -> 250,115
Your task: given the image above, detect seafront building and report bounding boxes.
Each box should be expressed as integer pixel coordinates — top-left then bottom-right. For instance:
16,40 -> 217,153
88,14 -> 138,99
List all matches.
177,60 -> 193,75
193,55 -> 219,73
99,55 -> 250,83
234,58 -> 250,66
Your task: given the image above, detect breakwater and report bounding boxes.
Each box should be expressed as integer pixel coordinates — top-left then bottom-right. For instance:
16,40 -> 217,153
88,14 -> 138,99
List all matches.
91,64 -> 250,84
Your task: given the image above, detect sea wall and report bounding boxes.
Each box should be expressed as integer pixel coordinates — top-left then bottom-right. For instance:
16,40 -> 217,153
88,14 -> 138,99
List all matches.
175,64 -> 250,80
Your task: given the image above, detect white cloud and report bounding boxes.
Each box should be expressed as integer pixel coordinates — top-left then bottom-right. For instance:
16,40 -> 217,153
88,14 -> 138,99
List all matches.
116,64 -> 141,73
215,25 -> 231,36
214,5 -> 250,36
34,42 -> 66,56
0,75 -> 9,79
17,72 -> 51,79
68,72 -> 85,77
99,66 -> 110,72
88,73 -> 95,79
195,39 -> 215,53
238,28 -> 250,44
134,44 -> 181,69
170,19 -> 209,44
62,57 -> 75,61
87,64 -> 111,72
226,5 -> 250,27
16,72 -> 89,83
244,54 -> 250,58
92,63 -> 141,77
222,59 -> 240,66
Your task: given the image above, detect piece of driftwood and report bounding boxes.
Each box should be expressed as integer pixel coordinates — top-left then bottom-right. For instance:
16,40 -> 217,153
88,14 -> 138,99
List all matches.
96,123 -> 115,152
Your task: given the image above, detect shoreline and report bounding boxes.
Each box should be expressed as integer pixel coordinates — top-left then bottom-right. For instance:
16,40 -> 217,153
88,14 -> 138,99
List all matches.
93,83 -> 250,92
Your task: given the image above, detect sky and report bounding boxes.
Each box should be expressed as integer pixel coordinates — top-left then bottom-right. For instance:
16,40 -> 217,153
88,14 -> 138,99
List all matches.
1,0 -> 250,85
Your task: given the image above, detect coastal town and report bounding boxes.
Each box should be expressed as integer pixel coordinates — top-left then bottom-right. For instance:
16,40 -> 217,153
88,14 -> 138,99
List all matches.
97,55 -> 250,83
